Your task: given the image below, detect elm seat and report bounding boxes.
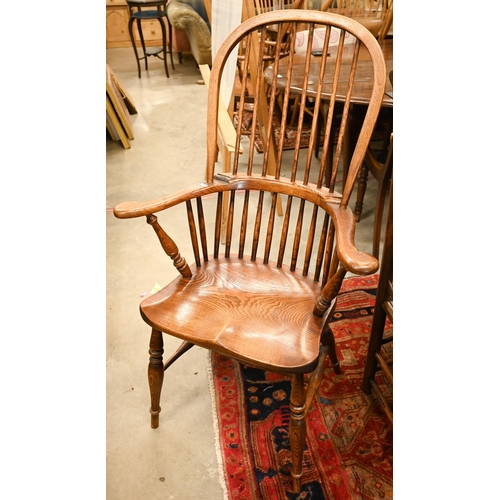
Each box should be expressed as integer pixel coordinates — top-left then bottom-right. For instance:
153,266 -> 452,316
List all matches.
140,258 -> 327,373
126,0 -> 175,78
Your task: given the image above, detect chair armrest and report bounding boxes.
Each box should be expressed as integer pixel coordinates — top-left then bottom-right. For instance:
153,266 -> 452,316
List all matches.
113,181 -> 226,219
331,205 -> 379,275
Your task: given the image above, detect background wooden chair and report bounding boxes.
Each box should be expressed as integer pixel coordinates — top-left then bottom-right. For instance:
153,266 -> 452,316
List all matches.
322,0 -> 393,41
287,1 -> 393,190
114,9 -> 386,494
354,69 -> 392,258
355,131 -> 392,258
362,180 -> 393,423
254,0 -> 300,14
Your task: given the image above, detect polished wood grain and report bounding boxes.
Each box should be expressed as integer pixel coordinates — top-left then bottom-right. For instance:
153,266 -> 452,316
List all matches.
148,328 -> 164,429
141,258 -> 329,372
114,9 -> 386,493
289,373 -> 306,492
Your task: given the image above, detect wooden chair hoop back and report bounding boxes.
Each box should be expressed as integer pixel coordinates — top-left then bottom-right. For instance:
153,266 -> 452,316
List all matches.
206,9 -> 386,212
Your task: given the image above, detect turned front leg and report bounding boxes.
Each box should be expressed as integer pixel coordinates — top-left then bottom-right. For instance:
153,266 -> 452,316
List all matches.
148,328 -> 164,429
289,373 -> 306,493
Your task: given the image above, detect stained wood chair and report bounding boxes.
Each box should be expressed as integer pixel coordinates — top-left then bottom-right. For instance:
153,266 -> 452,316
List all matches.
354,69 -> 392,258
354,131 -> 392,258
114,9 -> 386,493
322,0 -> 393,41
362,180 -> 393,423
313,0 -> 392,186
254,0 -> 301,14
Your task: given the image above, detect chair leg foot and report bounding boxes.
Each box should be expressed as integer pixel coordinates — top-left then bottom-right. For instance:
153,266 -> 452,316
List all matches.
289,373 -> 306,493
320,301 -> 344,374
329,350 -> 342,375
148,328 -> 164,429
322,328 -> 342,375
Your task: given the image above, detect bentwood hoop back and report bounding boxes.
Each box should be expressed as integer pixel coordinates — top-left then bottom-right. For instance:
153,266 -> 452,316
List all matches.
114,9 -> 386,494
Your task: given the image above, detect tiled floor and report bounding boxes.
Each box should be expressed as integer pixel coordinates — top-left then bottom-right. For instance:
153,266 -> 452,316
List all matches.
106,47 -> 386,499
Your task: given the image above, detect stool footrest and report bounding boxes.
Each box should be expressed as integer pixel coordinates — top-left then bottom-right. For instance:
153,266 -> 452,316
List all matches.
131,11 -> 167,19
145,47 -> 163,56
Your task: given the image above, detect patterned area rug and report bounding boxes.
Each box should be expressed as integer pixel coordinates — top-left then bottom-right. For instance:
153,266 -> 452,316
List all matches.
207,274 -> 393,500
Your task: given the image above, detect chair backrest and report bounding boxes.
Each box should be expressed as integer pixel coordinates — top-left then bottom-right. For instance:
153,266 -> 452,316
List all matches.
207,10 -> 385,196
204,10 -> 385,279
321,0 -> 393,39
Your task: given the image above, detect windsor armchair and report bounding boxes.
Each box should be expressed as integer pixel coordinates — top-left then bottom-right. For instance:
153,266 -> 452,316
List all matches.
114,10 -> 386,493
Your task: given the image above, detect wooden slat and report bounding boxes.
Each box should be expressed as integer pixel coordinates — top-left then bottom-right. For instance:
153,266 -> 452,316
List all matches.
107,64 -> 138,114
106,95 -> 130,149
202,0 -> 211,24
242,0 -> 283,215
185,200 -> 201,267
196,197 -> 209,261
106,64 -> 134,140
238,190 -> 251,259
375,352 -> 393,385
199,64 -> 243,156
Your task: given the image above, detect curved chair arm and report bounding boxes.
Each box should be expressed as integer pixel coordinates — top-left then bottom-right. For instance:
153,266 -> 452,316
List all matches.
331,204 -> 379,276
167,1 -> 212,66
113,181 -> 227,219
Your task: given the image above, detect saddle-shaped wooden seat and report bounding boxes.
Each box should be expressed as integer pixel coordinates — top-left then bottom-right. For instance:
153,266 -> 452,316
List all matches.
141,258 -> 328,373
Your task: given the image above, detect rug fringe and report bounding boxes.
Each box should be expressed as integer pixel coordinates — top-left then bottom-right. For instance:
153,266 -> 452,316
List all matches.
205,350 -> 230,500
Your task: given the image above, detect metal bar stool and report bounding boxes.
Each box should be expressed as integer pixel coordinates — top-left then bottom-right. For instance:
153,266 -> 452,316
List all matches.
126,0 -> 175,78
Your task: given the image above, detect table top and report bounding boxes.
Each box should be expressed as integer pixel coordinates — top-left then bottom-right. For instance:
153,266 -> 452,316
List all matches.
264,38 -> 393,108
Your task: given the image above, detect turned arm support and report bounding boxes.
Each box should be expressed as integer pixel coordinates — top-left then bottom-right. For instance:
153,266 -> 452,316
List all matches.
146,214 -> 192,278
314,204 -> 379,317
113,185 -> 225,278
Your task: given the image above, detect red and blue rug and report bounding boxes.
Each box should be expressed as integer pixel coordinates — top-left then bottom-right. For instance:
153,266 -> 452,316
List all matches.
208,274 -> 393,499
